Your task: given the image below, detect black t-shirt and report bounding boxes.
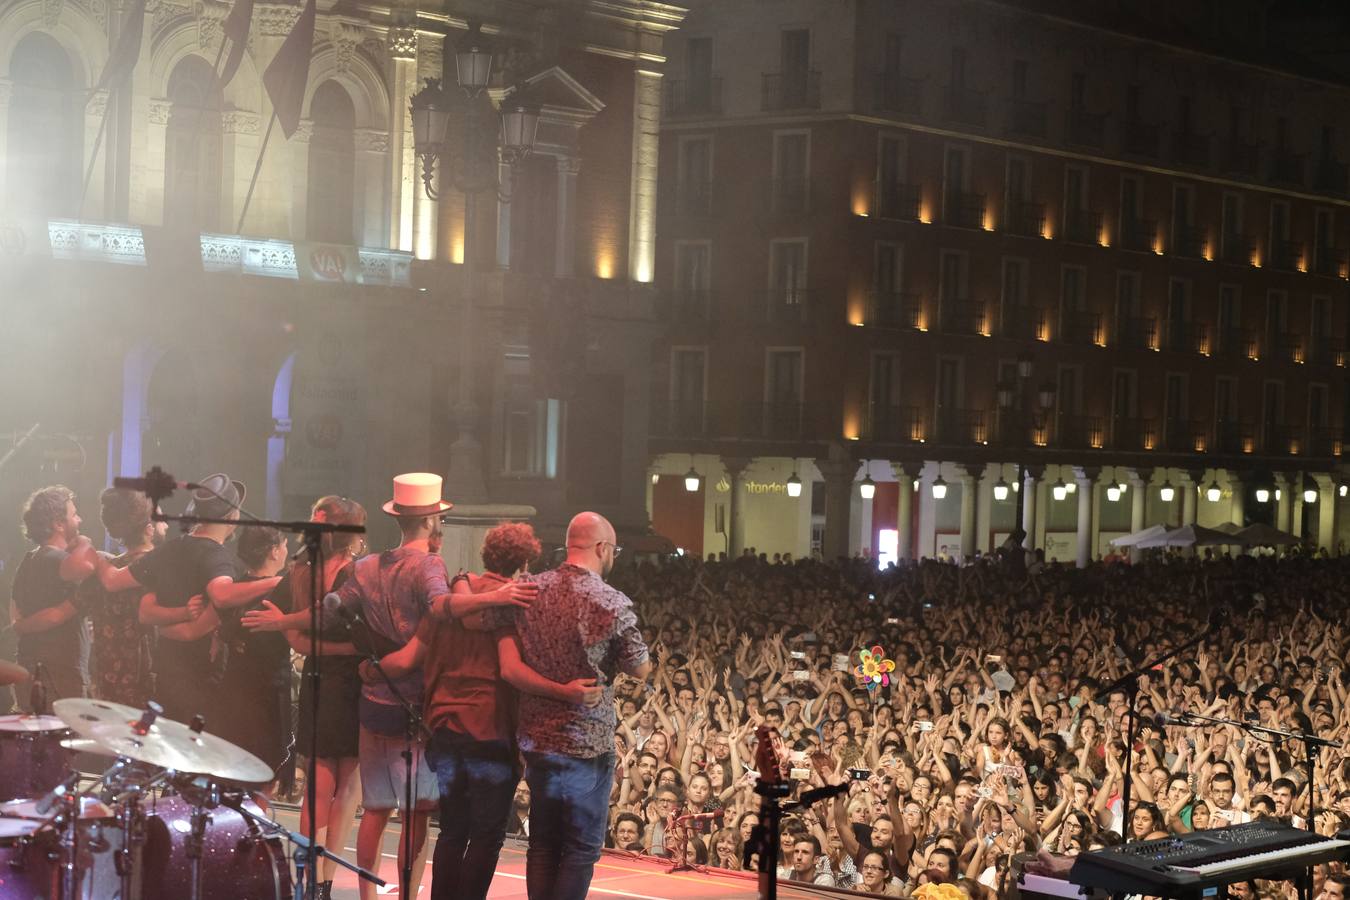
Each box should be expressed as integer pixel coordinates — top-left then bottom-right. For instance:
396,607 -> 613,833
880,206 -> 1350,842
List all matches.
130,535 -> 237,674
218,573 -> 291,674
12,546 -> 80,667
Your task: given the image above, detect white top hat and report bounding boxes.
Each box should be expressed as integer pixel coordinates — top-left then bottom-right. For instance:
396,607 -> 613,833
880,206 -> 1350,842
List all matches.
381,472 -> 454,517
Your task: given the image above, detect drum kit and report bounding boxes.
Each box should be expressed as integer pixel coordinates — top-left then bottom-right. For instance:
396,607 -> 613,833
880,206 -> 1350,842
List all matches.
0,675 -> 301,899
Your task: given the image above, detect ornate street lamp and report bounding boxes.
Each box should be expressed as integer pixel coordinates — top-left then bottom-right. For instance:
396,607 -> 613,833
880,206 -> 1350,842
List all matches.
931,476 -> 948,500
684,467 -> 701,492
1159,481 -> 1175,503
859,472 -> 877,500
786,470 -> 802,498
454,21 -> 494,96
993,478 -> 1010,501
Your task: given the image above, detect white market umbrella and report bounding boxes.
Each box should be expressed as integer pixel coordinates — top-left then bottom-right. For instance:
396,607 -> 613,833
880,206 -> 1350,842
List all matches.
1110,524 -> 1171,548
1136,523 -> 1241,548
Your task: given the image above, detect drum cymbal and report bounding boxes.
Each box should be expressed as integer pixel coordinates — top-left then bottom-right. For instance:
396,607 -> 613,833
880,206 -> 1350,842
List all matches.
0,660 -> 30,686
53,699 -> 273,784
0,714 -> 67,732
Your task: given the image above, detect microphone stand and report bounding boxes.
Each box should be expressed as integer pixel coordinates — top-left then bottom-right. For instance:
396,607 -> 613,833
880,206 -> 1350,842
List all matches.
135,474 -> 366,900
361,652 -> 432,900
1093,611 -> 1223,845
1173,711 -> 1341,900
222,795 -> 386,890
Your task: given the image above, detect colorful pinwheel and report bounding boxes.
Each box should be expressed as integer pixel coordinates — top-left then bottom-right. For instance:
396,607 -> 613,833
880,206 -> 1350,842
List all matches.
854,645 -> 896,692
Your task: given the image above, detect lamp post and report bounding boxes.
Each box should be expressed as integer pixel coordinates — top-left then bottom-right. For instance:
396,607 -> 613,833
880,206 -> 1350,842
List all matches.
410,22 -> 540,503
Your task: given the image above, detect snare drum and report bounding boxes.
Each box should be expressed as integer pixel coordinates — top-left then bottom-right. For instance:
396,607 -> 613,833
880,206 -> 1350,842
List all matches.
0,813 -> 122,899
0,715 -> 73,803
141,797 -> 292,900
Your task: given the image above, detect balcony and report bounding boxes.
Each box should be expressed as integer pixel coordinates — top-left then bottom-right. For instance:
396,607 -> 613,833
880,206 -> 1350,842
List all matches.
873,72 -> 923,116
1162,320 -> 1208,355
1315,159 -> 1349,196
935,407 -> 986,445
1058,309 -> 1101,345
761,70 -> 821,111
1172,131 -> 1211,168
1170,223 -> 1206,259
1213,420 -> 1256,455
1002,305 -> 1046,341
1266,332 -> 1302,363
761,288 -> 812,323
1262,423 -> 1297,455
653,403 -> 708,438
1219,232 -> 1255,266
1306,426 -> 1343,457
1119,216 -> 1158,253
1162,418 -> 1206,453
1005,98 -> 1048,138
660,289 -> 713,322
1056,414 -> 1104,450
1313,246 -> 1347,278
1063,208 -> 1102,245
767,177 -> 811,215
943,190 -> 985,229
1270,151 -> 1305,186
1115,315 -> 1156,350
664,77 -> 723,118
1214,327 -> 1256,360
994,409 -> 1035,447
1066,108 -> 1106,148
865,404 -> 923,444
1268,239 -> 1304,272
1308,336 -> 1343,367
874,181 -> 921,221
943,84 -> 987,127
674,180 -> 714,218
1111,416 -> 1156,451
1004,199 -> 1046,238
1122,119 -> 1161,158
1222,140 -> 1260,178
744,401 -> 815,440
865,291 -> 921,329
938,299 -> 986,336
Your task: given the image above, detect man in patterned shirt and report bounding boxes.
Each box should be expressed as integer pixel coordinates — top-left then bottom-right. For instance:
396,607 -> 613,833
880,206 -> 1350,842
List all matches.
514,511 -> 651,900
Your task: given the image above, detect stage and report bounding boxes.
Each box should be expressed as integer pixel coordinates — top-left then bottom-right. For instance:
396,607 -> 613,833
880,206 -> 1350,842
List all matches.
271,809 -> 857,899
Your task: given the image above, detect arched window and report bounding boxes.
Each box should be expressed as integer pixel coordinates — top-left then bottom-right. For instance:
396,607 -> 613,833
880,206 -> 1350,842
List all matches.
164,55 -> 222,230
306,80 -> 355,243
6,32 -> 80,218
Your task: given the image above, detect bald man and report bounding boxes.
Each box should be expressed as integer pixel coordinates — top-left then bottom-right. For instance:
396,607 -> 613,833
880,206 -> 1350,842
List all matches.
513,512 -> 651,900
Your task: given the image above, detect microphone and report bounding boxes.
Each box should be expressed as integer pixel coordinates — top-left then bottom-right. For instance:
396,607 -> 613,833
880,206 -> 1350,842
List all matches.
34,772 -> 81,816
30,662 -> 48,717
322,591 -> 366,626
1151,711 -> 1192,728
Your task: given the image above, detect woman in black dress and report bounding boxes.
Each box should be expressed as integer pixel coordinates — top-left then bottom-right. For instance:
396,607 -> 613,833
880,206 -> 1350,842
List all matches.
244,496 -> 366,900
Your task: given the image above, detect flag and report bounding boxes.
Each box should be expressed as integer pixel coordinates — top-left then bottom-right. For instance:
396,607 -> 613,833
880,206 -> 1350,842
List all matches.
94,0 -> 147,92
262,0 -> 316,139
217,0 -> 255,88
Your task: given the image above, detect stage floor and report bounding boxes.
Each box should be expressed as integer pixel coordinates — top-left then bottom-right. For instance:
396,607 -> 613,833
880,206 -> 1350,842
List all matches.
272,809 -> 846,899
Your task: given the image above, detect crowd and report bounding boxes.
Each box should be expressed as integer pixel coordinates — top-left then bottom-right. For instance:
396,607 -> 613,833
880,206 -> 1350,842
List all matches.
8,474 -> 1350,900
578,550 -> 1350,899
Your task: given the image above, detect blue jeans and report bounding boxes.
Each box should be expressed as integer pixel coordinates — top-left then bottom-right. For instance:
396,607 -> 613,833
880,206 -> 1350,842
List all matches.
523,751 -> 615,900
425,733 -> 517,900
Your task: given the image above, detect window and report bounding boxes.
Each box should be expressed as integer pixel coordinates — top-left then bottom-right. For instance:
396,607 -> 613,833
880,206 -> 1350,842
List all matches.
1276,117 -> 1290,153
780,29 -> 810,104
1314,209 -> 1334,272
874,242 -> 903,294
772,131 -> 809,211
942,146 -> 970,223
1266,290 -> 1288,340
1178,95 -> 1193,133
164,55 -> 223,230
766,350 -> 804,405
1221,193 -> 1243,254
951,47 -> 967,87
307,81 -> 356,243
1007,156 -> 1029,204
1167,279 -> 1191,324
768,239 -> 808,309
1057,365 -> 1082,416
1065,165 -> 1087,215
876,134 -> 907,214
1172,184 -> 1194,229
1164,373 -> 1188,421
673,241 -> 711,314
1115,271 -> 1141,341
1012,60 -> 1028,99
1215,377 -> 1237,424
499,352 -> 562,478
936,357 -> 963,411
1263,381 -> 1286,433
1001,257 -> 1028,333
1311,296 -> 1331,345
670,348 -> 706,431
1321,125 -> 1336,160
939,250 -> 968,303
870,352 -> 902,410
676,136 -> 713,213
1120,175 -> 1141,223
1270,199 -> 1290,245
1218,284 -> 1240,334
1309,383 -> 1329,428
6,32 -> 79,218
686,37 -> 713,91
1126,84 -> 1141,121
1070,72 -> 1086,109
1112,370 -> 1138,419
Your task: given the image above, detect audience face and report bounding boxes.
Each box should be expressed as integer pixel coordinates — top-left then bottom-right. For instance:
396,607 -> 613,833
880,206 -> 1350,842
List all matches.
790,840 -> 817,876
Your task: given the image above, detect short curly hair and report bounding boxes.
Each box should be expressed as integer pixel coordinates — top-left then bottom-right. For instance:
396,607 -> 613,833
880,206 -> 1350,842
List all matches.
21,485 -> 75,544
481,522 -> 541,577
100,487 -> 154,546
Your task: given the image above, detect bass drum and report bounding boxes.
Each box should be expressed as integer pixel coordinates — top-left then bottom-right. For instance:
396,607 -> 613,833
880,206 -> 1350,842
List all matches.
141,797 -> 292,900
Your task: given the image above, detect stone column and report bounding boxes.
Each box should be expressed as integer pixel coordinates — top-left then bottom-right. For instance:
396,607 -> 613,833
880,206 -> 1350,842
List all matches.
891,461 -> 918,561
1181,470 -> 1199,527
975,465 -> 996,554
1073,466 -> 1099,568
723,456 -> 750,558
495,156 -> 513,268
1228,471 -> 1245,528
355,129 -> 391,246
1021,464 -> 1044,551
816,456 -> 855,562
1291,472 -> 1305,541
1313,472 -> 1338,555
959,464 -> 982,563
555,156 -> 581,278
1128,468 -> 1149,564
627,69 -> 662,283
387,23 -> 419,251
1275,473 -> 1293,534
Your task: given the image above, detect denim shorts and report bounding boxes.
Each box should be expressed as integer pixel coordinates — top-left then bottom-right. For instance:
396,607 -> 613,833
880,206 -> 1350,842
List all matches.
358,726 -> 440,811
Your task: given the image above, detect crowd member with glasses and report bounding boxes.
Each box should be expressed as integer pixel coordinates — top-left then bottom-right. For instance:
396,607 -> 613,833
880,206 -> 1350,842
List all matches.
513,511 -> 652,900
